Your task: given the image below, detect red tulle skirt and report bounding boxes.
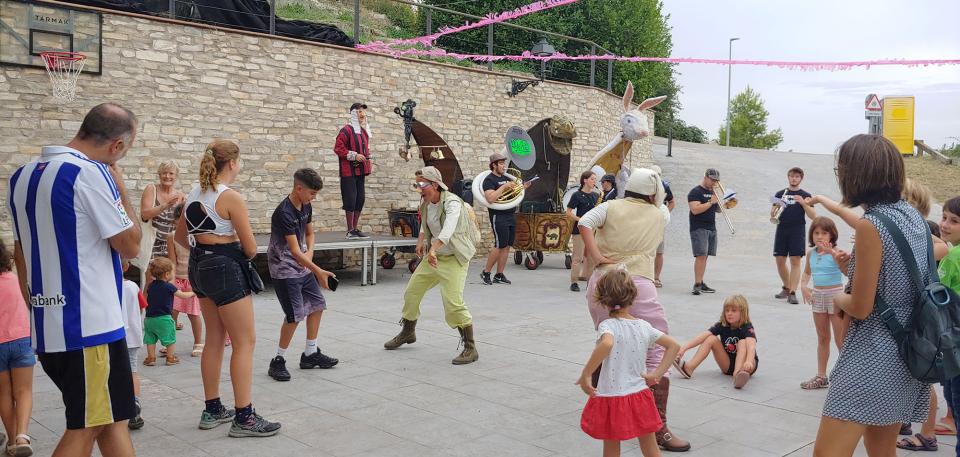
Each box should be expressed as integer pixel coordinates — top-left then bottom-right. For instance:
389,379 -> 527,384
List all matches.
580,388 -> 663,440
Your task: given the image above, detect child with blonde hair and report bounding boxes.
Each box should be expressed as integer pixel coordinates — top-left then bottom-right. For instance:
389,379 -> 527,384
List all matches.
577,269 -> 680,457
672,295 -> 758,388
144,257 -> 195,366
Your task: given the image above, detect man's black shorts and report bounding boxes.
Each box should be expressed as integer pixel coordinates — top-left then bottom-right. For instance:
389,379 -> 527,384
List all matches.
773,226 -> 806,257
38,339 -> 136,429
489,213 -> 516,249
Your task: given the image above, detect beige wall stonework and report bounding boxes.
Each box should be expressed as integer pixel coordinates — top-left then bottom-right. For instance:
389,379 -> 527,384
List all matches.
0,7 -> 654,261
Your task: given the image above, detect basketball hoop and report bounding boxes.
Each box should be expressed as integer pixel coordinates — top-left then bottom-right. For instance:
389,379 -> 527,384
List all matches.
40,52 -> 86,102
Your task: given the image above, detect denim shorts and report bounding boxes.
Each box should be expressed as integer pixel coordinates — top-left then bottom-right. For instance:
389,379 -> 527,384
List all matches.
189,243 -> 252,306
0,337 -> 35,372
690,228 -> 717,257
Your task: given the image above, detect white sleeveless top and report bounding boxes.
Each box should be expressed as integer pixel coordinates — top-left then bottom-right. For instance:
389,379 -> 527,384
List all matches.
184,183 -> 236,239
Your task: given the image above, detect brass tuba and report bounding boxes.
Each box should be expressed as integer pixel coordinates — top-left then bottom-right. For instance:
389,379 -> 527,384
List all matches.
472,167 -> 525,211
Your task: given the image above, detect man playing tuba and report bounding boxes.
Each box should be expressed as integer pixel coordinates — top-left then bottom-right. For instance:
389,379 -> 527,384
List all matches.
480,153 -> 530,285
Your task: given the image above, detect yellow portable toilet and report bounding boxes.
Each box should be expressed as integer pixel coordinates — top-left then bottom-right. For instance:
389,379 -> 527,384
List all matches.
882,96 -> 915,155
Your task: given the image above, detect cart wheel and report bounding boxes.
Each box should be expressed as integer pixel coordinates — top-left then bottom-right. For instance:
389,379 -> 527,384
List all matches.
380,253 -> 396,269
408,258 -> 420,273
565,254 -> 572,269
536,251 -> 544,264
524,254 -> 540,270
514,251 -> 522,265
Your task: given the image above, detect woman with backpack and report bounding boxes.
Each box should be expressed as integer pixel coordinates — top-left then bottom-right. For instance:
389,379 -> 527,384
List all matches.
810,135 -> 934,456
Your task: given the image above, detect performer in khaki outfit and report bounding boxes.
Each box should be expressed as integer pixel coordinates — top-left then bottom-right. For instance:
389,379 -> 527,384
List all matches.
579,168 -> 691,452
384,166 -> 479,364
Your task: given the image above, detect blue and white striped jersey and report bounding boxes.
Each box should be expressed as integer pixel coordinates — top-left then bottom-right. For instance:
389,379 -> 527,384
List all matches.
8,146 -> 133,353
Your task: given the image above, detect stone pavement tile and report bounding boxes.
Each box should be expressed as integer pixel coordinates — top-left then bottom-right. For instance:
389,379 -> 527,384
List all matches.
448,379 -> 584,418
131,432 -> 211,457
282,416 -> 409,456
377,413 -> 492,449
437,433 -> 555,457
421,397 -> 567,442
350,440 -> 446,457
340,399 -> 438,431
691,415 -> 812,455
381,382 -> 475,407
786,442 -> 957,456
674,439 -> 781,457
338,370 -> 420,394
298,385 -> 392,413
530,428 -> 639,456
192,433 -> 317,457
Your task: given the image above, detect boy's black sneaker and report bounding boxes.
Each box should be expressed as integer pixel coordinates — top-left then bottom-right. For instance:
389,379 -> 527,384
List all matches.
480,271 -> 493,285
300,351 -> 339,369
493,273 -> 511,284
691,284 -> 701,295
570,283 -> 580,292
699,282 -> 716,293
228,410 -> 281,438
353,229 -> 371,239
129,397 -> 144,429
268,356 -> 291,381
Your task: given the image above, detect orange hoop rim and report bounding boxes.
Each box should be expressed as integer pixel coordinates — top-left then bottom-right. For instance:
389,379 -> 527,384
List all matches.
40,51 -> 87,64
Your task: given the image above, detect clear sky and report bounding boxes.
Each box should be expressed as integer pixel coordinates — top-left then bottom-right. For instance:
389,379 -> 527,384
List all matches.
660,1 -> 960,153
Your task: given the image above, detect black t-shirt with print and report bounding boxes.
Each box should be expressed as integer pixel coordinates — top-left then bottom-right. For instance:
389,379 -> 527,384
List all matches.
708,322 -> 757,355
483,172 -> 517,216
567,190 -> 598,235
773,188 -> 812,228
687,185 -> 719,231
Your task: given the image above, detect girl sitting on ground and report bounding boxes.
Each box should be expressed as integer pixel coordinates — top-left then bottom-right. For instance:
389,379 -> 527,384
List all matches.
799,217 -> 849,390
577,269 -> 680,457
672,295 -> 758,389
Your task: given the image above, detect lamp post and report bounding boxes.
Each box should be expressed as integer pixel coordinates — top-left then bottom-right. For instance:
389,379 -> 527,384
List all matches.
508,37 -> 556,97
725,37 -> 739,147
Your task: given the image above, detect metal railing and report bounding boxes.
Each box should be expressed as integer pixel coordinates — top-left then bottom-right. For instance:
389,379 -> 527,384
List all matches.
155,0 -> 615,91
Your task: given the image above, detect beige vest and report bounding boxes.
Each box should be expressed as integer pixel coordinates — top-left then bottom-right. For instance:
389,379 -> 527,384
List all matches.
594,198 -> 666,280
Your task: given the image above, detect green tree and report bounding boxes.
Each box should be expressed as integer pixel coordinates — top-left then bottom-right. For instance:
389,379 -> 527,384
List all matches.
654,115 -> 708,143
717,86 -> 783,150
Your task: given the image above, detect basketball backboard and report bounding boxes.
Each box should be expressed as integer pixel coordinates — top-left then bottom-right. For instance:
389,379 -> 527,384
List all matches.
0,0 -> 102,74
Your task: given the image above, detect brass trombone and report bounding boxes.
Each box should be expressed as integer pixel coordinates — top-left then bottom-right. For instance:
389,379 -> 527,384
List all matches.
714,181 -> 736,235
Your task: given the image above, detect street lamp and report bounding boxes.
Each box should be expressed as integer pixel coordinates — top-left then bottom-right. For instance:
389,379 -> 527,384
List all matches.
508,37 -> 557,97
725,37 -> 740,147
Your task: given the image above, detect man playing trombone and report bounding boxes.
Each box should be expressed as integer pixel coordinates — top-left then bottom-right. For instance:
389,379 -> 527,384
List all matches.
770,167 -> 816,304
687,168 -> 724,295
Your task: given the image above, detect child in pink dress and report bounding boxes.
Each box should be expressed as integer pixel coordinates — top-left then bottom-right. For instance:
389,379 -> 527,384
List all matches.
0,240 -> 34,457
577,269 -> 680,457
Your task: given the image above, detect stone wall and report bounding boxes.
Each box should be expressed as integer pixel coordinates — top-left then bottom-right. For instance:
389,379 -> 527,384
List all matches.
0,5 -> 655,260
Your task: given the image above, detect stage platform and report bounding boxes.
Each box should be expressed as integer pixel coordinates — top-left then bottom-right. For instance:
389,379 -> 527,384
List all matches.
254,232 -> 419,286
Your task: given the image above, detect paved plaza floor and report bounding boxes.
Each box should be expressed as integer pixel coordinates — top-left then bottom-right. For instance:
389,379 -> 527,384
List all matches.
26,140 -> 955,456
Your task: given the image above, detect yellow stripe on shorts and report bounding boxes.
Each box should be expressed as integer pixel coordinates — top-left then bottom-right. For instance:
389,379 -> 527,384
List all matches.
84,345 -> 114,427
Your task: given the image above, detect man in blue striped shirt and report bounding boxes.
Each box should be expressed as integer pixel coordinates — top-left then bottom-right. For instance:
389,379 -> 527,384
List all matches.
9,103 -> 141,456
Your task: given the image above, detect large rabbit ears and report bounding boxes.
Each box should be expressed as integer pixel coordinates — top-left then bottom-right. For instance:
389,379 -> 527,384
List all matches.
622,80 -> 668,112
622,81 -> 635,112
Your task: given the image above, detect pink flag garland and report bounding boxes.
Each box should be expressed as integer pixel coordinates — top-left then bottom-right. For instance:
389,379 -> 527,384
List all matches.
358,0 -> 580,51
361,47 -> 960,71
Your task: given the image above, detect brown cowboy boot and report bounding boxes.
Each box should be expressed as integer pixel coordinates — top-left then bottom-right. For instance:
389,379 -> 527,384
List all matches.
452,325 -> 478,365
653,377 -> 690,452
383,319 -> 417,349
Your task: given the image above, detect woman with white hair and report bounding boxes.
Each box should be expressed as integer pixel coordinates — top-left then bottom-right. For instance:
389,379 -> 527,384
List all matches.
578,168 -> 690,452
140,162 -> 186,259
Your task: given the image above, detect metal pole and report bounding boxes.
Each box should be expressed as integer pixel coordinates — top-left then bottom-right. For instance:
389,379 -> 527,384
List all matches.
607,59 -> 613,92
725,37 -> 738,147
487,24 -> 494,71
667,112 -> 673,157
589,44 -> 596,87
168,0 -> 175,18
425,8 -> 432,34
354,0 -> 361,43
269,0 -> 276,35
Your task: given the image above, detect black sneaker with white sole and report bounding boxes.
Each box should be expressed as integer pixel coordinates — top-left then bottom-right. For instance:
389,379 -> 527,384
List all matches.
699,282 -> 716,293
353,229 -> 371,239
570,283 -> 580,292
268,356 -> 291,381
480,271 -> 493,285
493,273 -> 511,284
228,410 -> 281,438
691,284 -> 701,295
300,351 -> 338,369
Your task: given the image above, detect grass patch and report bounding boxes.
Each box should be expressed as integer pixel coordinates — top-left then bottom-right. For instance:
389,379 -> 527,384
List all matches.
904,156 -> 960,203
277,3 -> 336,23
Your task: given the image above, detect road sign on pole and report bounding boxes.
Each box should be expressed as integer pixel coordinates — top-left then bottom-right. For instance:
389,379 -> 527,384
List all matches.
865,93 -> 882,120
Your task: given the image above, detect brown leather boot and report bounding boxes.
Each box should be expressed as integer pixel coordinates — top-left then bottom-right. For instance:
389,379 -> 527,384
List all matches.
653,377 -> 691,452
452,325 -> 478,365
383,319 -> 417,349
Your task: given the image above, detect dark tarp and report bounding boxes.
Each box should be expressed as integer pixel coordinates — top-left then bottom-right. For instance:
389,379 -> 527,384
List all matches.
60,0 -> 354,47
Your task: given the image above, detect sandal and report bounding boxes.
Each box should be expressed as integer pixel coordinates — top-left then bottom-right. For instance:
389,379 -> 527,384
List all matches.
900,423 -> 913,436
800,375 -> 829,390
935,420 -> 957,436
653,279 -> 662,288
175,322 -> 184,331
166,354 -> 180,365
191,344 -> 204,357
8,434 -> 33,457
896,433 -> 938,451
143,356 -> 156,366
672,357 -> 692,379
